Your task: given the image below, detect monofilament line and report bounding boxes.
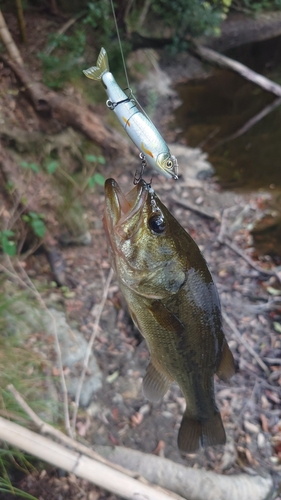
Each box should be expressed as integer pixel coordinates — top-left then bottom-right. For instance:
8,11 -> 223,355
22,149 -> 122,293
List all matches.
109,0 -> 131,91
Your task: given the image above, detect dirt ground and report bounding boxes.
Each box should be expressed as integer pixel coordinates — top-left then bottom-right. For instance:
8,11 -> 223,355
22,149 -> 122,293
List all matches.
1,9 -> 281,500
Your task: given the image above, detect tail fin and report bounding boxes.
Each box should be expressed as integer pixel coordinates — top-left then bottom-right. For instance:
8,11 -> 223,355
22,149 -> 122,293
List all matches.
83,47 -> 109,80
177,410 -> 226,453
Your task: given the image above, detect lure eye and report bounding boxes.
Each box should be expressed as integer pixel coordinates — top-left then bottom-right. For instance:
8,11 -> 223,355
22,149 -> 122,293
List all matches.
148,214 -> 166,234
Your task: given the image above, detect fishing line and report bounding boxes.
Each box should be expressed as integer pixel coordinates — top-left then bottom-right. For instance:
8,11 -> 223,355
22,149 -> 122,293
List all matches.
109,0 -> 131,92
109,0 -> 152,122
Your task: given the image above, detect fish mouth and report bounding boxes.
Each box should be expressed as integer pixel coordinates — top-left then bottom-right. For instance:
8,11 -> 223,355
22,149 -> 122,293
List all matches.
104,178 -> 148,240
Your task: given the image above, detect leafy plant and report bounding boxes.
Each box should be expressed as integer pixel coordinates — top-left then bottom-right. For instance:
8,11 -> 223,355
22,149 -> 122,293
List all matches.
22,213 -> 46,239
85,154 -> 106,164
87,172 -> 105,188
38,28 -> 86,89
20,162 -> 40,174
84,154 -> 105,187
232,0 -> 281,11
0,230 -> 16,256
45,160 -> 59,175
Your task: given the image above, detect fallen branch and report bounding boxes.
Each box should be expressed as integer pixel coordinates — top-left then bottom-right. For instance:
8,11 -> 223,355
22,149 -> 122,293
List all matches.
7,384 -> 152,482
72,268 -> 114,434
170,196 -> 220,221
193,44 -> 281,97
222,311 -> 270,376
221,236 -> 281,284
0,417 -> 185,500
212,96 -> 281,150
15,0 -> 27,43
171,197 -> 281,282
0,54 -> 131,155
94,445 -> 273,500
45,11 -> 87,56
0,10 -> 23,65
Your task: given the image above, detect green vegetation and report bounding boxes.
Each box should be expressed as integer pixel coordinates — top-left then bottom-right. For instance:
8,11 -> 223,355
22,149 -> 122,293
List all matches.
33,0 -> 281,86
0,148 -> 106,257
232,0 -> 281,12
151,0 -> 223,51
22,213 -> 46,239
38,28 -> 87,89
0,231 -> 16,256
0,288 -> 56,499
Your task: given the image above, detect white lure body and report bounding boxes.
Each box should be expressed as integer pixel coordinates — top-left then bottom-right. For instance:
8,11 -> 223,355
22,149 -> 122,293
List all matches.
83,48 -> 178,179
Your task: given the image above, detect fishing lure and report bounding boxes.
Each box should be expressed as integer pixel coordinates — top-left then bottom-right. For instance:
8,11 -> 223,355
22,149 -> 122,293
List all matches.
83,48 -> 178,180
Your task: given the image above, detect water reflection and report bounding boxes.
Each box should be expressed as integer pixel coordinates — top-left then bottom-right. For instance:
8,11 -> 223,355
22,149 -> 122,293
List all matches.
174,36 -> 281,190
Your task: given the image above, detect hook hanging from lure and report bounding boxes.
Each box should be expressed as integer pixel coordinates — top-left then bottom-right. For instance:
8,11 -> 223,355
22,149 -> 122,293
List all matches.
83,48 -> 178,180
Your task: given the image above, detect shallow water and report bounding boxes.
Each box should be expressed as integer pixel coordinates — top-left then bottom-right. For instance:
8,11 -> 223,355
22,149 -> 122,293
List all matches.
174,35 -> 281,191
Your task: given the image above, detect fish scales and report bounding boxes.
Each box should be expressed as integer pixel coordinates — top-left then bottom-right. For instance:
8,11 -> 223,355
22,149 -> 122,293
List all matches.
104,178 -> 235,453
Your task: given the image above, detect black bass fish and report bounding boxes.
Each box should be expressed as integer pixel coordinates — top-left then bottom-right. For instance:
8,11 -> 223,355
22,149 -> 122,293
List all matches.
104,178 -> 235,453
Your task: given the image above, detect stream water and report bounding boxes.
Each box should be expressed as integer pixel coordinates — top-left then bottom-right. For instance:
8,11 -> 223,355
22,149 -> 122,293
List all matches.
174,35 -> 281,259
174,35 -> 281,191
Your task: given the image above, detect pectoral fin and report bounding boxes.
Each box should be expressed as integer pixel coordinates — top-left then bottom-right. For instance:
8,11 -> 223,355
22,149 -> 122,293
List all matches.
143,360 -> 172,402
216,340 -> 235,382
148,300 -> 185,335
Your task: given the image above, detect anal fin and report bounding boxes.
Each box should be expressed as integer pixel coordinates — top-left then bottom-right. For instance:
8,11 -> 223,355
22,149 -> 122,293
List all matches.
216,340 -> 235,382
142,360 -> 172,402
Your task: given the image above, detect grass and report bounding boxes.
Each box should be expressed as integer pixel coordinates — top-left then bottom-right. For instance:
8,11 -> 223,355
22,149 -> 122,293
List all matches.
0,281 -> 62,499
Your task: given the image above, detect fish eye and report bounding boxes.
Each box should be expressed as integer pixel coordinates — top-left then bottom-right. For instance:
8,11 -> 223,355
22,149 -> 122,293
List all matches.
166,159 -> 173,169
148,214 -> 166,234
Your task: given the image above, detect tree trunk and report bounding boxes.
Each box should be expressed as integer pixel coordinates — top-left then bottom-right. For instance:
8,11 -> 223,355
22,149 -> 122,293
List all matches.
0,54 -> 131,156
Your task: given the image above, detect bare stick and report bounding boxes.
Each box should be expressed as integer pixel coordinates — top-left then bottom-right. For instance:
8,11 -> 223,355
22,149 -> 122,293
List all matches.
222,311 -> 270,376
45,11 -> 87,56
6,384 -> 148,481
263,358 -> 281,365
217,208 -> 281,283
221,237 -> 281,284
72,268 -> 114,434
170,196 -> 280,283
217,206 -> 238,243
15,0 -> 27,43
95,445 -> 273,500
170,196 -> 220,221
0,10 -> 23,65
0,259 -> 73,438
212,96 -> 281,151
0,417 -> 184,500
193,44 -> 281,97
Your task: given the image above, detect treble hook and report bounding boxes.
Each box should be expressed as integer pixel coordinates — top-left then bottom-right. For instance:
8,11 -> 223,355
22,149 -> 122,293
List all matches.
134,153 -> 147,185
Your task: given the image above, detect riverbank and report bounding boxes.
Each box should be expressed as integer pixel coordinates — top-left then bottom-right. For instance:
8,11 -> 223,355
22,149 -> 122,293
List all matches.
0,9 -> 281,499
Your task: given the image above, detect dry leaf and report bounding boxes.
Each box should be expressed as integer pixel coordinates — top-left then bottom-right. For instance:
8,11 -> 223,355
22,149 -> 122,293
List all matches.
260,413 -> 269,433
131,412 -> 143,427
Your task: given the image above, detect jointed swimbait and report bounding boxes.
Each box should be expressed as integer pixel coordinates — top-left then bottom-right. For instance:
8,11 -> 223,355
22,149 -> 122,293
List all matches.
83,48 -> 178,179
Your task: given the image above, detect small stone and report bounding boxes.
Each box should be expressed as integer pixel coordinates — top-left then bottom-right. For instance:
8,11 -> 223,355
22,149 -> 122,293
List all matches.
244,420 -> 260,434
257,433 -> 266,449
162,411 -> 173,419
139,404 -> 150,415
87,402 -> 102,417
